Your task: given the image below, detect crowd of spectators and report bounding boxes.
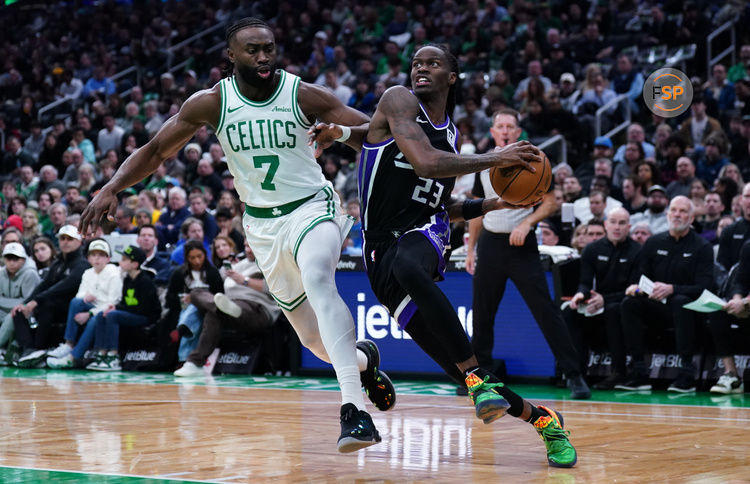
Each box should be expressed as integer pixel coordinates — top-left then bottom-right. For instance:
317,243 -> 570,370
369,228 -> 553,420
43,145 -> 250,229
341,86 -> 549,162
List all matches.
0,0 -> 749,390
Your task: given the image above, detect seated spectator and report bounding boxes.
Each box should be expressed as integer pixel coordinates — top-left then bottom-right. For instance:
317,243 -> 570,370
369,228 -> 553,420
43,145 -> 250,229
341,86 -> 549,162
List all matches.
570,223 -> 589,254
165,240 -> 223,363
11,225 -> 89,367
215,207 -> 244,252
35,166 -> 66,200
211,235 -> 237,268
584,219 -> 606,244
174,241 -> 279,377
136,190 -> 161,225
666,157 -> 697,200
45,203 -> 68,241
690,178 -> 709,218
630,222 -> 652,245
697,192 -> 725,244
634,160 -> 660,193
695,134 -> 729,185
630,185 -> 669,235
114,206 -> 137,234
622,176 -> 647,214
714,176 -> 739,213
613,142 -> 645,189
21,208 -> 41,245
573,176 -> 622,223
562,176 -> 583,203
83,246 -> 161,372
514,60 -> 552,103
617,196 -> 713,393
538,219 -> 560,246
194,160 -> 223,203
16,166 -> 38,201
1,136 -> 34,176
678,97 -> 724,150
613,124 -> 656,164
156,187 -> 190,250
188,192 -> 218,242
717,184 -> 750,271
574,72 -> 616,116
170,218 -> 212,266
135,224 -> 170,279
0,243 -> 40,360
564,208 -> 641,388
719,163 -> 745,194
46,239 -> 122,369
709,240 -> 750,394
31,237 -> 56,279
703,63 -> 735,111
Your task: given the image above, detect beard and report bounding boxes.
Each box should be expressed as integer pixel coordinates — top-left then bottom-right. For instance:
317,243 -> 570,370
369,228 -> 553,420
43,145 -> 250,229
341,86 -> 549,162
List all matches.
235,62 -> 276,88
649,204 -> 666,214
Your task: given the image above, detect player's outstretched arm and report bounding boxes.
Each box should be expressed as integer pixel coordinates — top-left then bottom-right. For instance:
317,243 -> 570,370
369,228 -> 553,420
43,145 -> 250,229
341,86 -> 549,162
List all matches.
80,88 -> 220,235
446,196 -> 540,222
380,87 -> 542,178
299,83 -> 369,155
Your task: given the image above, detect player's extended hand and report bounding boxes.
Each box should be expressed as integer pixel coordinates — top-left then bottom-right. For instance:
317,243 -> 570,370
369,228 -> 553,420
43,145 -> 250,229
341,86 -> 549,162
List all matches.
79,186 -> 119,237
493,141 -> 541,172
307,123 -> 343,158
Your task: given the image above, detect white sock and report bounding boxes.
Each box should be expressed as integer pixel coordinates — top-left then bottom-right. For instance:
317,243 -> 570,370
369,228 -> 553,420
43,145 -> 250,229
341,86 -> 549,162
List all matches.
357,348 -> 368,372
297,222 -> 367,411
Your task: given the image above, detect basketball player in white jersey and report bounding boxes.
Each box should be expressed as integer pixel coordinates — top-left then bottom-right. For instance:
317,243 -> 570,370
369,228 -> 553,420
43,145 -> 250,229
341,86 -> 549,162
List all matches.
80,17 -> 394,453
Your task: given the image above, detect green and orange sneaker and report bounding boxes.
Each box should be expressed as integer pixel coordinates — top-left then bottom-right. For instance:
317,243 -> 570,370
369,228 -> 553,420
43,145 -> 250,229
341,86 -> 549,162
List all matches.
534,405 -> 577,468
465,370 -> 510,424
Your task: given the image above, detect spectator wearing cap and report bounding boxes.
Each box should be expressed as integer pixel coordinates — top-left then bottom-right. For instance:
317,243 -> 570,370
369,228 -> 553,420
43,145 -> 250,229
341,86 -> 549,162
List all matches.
629,185 -> 669,235
677,97 -> 725,150
46,238 -> 121,369
538,219 -> 560,246
618,196 -> 713,393
613,124 -> 656,164
221,170 -> 235,192
215,207 -> 244,252
156,187 -> 190,250
86,245 -> 161,372
0,243 -> 40,357
592,136 -> 613,160
11,225 -> 89,367
695,133 -> 729,185
666,157 -> 698,200
558,72 -> 581,112
609,55 -> 645,115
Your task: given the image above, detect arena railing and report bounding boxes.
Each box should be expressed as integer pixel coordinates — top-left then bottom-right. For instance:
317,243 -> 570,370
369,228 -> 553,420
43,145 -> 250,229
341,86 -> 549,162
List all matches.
595,93 -> 631,140
707,19 -> 737,77
537,134 -> 567,166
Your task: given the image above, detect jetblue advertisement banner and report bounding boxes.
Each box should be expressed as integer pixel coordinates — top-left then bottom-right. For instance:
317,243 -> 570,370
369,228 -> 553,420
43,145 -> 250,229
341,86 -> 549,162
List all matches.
300,257 -> 557,377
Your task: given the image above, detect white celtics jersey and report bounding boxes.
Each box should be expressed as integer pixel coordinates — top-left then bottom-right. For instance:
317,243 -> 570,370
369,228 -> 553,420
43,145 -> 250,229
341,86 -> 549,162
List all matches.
214,71 -> 328,208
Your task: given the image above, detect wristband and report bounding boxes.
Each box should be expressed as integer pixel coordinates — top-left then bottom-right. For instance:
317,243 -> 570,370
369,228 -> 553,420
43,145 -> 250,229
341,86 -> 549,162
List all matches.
462,199 -> 484,220
243,277 -> 249,286
335,125 -> 351,143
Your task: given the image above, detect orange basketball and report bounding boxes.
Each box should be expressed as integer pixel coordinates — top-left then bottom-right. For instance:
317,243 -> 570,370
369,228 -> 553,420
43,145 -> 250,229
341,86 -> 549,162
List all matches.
489,150 -> 551,205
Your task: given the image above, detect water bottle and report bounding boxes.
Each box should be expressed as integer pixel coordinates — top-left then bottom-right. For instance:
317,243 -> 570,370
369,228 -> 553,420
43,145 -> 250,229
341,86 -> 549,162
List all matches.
536,226 -> 543,246
28,316 -> 38,329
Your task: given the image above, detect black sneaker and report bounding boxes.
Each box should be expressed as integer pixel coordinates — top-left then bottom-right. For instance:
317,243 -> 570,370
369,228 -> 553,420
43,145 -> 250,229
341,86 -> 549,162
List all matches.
614,376 -> 652,391
17,349 -> 47,369
337,403 -> 382,453
357,339 -> 396,411
668,373 -> 696,393
592,373 -> 626,390
566,374 -> 591,399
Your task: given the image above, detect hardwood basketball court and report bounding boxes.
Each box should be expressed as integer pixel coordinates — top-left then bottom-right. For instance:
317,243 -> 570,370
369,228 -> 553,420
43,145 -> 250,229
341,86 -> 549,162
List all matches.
0,368 -> 748,482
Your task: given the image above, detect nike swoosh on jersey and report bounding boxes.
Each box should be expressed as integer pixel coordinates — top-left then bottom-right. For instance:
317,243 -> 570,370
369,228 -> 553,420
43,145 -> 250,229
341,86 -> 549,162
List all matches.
227,105 -> 244,113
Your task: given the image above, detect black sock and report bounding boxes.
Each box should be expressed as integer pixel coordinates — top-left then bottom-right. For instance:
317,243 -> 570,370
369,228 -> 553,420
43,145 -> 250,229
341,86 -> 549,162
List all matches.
524,404 -> 548,424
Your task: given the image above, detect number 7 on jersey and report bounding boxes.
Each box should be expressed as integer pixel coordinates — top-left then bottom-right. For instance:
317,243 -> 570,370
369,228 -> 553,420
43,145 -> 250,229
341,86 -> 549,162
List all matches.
253,155 -> 279,191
